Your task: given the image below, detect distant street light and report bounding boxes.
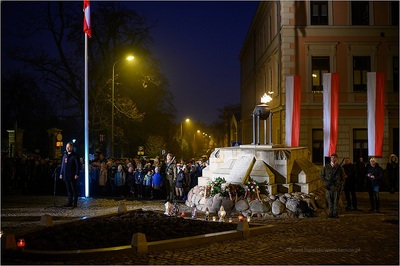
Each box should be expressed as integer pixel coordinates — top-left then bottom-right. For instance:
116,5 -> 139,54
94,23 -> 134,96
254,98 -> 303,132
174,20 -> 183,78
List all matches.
111,55 -> 134,157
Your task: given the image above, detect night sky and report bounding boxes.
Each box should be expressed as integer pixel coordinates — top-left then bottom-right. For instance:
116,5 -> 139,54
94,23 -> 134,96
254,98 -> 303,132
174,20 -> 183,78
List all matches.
2,1 -> 259,125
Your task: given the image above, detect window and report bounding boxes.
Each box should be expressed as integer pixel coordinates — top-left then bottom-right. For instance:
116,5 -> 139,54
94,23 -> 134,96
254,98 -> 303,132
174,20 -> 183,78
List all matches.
310,1 -> 328,25
353,129 -> 368,164
312,129 -> 323,165
392,1 -> 399,26
353,56 -> 370,92
393,56 -> 399,92
351,1 -> 369,25
312,56 -> 330,92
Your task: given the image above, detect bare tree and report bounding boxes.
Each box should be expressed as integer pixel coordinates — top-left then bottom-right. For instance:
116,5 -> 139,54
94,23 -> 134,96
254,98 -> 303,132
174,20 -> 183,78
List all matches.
7,2 -> 176,156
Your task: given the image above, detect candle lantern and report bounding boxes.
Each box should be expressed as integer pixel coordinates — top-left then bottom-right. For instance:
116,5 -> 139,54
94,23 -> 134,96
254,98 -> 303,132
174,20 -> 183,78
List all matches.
191,204 -> 197,219
218,206 -> 226,222
205,208 -> 210,221
238,215 -> 244,222
212,216 -> 217,222
17,238 -> 26,250
172,202 -> 180,217
247,216 -> 251,222
164,201 -> 172,216
229,217 -> 233,223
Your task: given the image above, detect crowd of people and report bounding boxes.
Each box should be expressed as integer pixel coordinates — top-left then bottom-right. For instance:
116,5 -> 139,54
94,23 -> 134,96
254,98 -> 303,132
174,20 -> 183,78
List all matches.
1,147 -> 208,202
2,149 -> 398,210
321,153 -> 399,218
86,152 -> 207,201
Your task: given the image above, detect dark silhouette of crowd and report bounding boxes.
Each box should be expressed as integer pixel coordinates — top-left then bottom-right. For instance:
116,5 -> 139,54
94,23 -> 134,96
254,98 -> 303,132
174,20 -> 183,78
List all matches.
1,151 -> 208,202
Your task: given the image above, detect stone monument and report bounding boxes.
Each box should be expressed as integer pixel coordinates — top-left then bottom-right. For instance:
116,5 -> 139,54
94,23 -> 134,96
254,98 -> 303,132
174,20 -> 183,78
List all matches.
199,145 -> 322,195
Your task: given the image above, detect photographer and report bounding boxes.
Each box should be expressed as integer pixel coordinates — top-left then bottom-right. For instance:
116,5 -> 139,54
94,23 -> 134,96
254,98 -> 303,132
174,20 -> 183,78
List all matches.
320,153 -> 346,218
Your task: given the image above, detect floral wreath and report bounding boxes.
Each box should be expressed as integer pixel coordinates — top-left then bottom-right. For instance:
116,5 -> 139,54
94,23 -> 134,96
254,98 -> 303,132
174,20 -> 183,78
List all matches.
204,176 -> 265,201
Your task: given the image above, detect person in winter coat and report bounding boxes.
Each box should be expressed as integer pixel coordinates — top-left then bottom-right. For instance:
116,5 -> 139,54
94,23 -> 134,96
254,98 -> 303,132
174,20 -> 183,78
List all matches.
114,164 -> 126,197
175,165 -> 185,200
59,142 -> 80,208
134,165 -> 144,198
151,166 -> 163,199
365,157 -> 384,212
165,153 -> 177,201
386,154 -> 399,194
143,170 -> 153,199
320,153 -> 345,218
342,157 -> 358,211
98,162 -> 108,196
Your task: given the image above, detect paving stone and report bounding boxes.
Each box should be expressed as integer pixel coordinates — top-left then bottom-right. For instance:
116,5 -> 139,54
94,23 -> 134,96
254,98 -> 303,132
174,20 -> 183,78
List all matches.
1,192 -> 398,265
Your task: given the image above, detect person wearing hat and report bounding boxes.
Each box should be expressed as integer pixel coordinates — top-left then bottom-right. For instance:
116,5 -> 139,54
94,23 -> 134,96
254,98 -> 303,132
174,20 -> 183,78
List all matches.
365,157 -> 384,212
320,153 -> 346,218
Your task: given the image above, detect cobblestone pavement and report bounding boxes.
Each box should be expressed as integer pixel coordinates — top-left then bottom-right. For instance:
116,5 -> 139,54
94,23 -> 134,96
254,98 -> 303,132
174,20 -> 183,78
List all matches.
1,192 -> 399,265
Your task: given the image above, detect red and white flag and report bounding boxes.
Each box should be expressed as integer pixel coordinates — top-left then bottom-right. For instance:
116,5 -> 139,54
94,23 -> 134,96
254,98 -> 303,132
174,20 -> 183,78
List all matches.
285,76 -> 301,147
83,0 -> 92,38
323,73 -> 340,157
367,72 -> 385,157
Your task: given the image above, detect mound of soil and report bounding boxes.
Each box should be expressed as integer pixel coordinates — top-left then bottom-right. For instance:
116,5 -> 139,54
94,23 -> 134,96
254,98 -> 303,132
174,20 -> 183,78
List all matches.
21,210 -> 237,251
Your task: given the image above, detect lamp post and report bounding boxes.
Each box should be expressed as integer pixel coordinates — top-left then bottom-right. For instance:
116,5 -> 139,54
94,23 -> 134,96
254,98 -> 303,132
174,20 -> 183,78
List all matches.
180,118 -> 190,155
180,118 -> 190,140
111,55 -> 134,157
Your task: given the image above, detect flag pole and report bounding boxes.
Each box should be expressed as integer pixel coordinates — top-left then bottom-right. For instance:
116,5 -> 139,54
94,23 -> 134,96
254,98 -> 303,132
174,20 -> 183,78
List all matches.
84,32 -> 89,198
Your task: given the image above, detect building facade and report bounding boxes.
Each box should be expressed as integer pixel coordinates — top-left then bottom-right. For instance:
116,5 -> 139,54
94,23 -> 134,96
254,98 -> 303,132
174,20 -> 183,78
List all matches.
239,0 -> 399,165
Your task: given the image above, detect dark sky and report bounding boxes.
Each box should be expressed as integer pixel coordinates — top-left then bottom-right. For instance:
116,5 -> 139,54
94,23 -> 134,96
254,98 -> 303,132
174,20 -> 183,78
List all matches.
1,1 -> 259,125
130,1 -> 259,124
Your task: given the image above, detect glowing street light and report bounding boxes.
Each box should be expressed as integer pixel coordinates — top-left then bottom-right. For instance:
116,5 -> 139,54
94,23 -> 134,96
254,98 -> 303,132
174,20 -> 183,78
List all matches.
180,118 -> 190,140
111,55 -> 134,156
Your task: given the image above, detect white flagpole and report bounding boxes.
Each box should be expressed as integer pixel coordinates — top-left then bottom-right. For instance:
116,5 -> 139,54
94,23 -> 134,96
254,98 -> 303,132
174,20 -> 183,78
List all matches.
84,33 -> 90,197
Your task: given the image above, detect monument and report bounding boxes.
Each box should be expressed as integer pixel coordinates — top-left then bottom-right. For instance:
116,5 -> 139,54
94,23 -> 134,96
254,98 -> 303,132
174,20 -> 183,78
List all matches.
198,144 -> 322,195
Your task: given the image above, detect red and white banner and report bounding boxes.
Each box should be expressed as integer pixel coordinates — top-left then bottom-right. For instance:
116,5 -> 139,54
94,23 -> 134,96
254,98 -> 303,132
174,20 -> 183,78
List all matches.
323,73 -> 340,157
367,72 -> 385,157
285,76 -> 301,147
83,0 -> 92,38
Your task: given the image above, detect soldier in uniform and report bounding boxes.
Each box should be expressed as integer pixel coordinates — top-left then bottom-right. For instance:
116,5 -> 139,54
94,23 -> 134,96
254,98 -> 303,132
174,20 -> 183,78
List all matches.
320,153 -> 346,218
165,153 -> 177,201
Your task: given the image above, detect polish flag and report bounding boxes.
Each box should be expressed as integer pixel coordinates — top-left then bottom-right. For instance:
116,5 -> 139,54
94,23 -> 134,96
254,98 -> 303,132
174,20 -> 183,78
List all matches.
285,76 -> 301,147
83,0 -> 92,38
323,73 -> 340,157
367,72 -> 385,157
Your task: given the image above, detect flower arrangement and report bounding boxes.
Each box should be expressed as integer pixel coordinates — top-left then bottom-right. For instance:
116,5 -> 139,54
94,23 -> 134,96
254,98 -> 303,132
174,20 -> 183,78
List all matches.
205,177 -> 227,197
225,183 -> 244,201
243,177 -> 261,201
205,176 -> 264,201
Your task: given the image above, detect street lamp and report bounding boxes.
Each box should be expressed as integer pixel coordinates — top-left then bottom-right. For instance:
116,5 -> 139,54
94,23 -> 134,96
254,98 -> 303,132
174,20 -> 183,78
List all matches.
179,118 -> 190,156
111,55 -> 134,156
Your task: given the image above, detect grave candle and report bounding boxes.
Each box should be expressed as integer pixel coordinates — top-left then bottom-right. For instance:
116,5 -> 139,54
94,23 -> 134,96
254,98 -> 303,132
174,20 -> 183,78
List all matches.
17,238 -> 25,250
